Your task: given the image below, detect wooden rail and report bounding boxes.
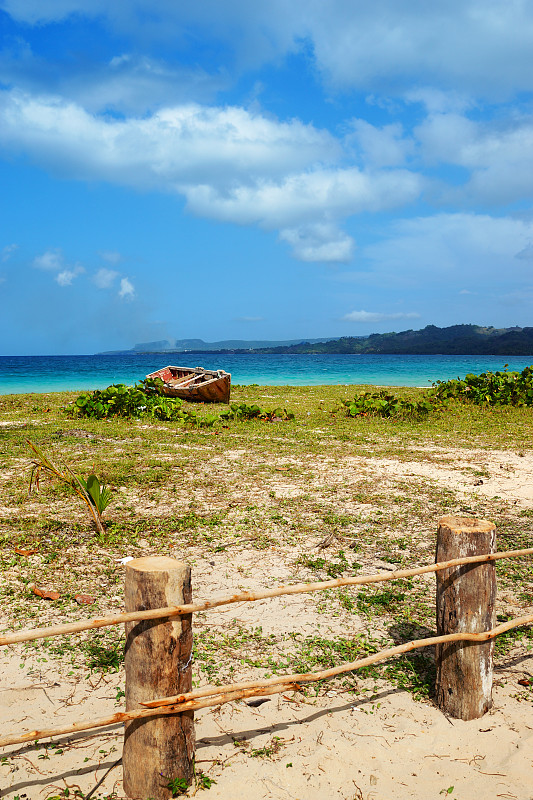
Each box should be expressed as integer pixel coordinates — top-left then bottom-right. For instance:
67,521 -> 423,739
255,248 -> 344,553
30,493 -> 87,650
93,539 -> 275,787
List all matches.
1,612 -> 532,750
1,516 -> 532,799
1,545 -> 532,647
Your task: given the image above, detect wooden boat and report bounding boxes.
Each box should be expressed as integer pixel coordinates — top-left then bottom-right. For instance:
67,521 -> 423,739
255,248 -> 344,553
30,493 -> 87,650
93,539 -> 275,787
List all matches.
146,365 -> 231,403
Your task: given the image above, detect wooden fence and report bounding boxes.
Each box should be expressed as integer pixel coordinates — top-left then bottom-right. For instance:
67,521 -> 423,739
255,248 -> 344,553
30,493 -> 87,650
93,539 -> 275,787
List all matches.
1,515 -> 533,799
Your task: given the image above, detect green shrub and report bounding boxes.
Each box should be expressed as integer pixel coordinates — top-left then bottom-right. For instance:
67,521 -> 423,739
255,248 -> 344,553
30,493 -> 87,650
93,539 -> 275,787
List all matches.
72,379 -> 216,426
431,365 -> 533,406
343,390 -> 437,419
72,385 -> 293,427
219,402 -> 295,422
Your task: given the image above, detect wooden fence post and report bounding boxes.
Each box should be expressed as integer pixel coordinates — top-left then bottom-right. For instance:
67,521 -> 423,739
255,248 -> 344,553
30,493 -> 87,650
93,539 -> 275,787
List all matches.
435,515 -> 496,720
123,556 -> 194,799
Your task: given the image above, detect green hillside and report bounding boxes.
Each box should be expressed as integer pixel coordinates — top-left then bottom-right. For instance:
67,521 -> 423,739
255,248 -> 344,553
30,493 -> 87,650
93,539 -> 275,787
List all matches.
238,325 -> 533,355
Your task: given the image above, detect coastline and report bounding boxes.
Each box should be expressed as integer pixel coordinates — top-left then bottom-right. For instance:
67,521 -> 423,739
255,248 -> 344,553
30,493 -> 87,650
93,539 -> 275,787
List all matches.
1,352 -> 532,395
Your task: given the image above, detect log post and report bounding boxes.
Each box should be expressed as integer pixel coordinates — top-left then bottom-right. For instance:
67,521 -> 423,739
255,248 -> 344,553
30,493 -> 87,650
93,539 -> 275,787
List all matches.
123,557 -> 194,799
435,515 -> 496,720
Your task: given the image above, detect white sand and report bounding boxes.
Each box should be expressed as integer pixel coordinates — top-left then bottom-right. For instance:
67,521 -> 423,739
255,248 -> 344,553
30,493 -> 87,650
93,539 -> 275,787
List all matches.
1,646 -> 533,800
2,445 -> 533,799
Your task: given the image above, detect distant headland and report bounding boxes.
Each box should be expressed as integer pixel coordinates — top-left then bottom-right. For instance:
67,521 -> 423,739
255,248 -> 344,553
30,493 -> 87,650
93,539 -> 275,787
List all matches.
102,325 -> 533,357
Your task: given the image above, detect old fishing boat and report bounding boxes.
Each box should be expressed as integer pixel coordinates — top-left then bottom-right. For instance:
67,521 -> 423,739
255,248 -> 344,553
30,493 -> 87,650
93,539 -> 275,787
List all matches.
146,365 -> 231,403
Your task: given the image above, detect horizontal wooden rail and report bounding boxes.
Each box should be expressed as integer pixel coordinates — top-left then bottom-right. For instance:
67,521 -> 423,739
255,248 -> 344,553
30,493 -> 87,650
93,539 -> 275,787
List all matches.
3,546 -> 533,645
1,612 -> 532,749
1,546 -> 532,647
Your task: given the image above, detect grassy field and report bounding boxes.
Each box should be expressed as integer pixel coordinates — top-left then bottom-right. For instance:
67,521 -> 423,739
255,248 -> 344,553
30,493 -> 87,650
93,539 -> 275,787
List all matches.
1,384 -> 533,701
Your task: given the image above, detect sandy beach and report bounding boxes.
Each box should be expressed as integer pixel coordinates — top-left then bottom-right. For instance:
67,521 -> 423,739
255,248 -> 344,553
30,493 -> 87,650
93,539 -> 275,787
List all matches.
1,387 -> 533,799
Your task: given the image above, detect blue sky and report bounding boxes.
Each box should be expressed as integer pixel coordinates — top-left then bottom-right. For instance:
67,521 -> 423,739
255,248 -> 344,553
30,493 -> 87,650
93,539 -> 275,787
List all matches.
1,1 -> 532,354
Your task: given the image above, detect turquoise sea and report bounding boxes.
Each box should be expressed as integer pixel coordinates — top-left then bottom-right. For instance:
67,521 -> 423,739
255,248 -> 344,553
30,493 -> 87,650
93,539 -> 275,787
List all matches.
1,353 -> 532,394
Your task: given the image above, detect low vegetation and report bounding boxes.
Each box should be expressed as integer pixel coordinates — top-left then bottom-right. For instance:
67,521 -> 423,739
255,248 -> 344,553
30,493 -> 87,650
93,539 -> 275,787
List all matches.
72,381 -> 294,427
1,375 -> 532,714
432,364 -> 533,406
342,389 -> 438,419
342,366 -> 533,421
72,379 -> 215,426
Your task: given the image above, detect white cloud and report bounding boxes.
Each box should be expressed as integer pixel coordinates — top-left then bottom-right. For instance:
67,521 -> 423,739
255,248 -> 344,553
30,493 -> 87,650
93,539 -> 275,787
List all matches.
1,243 -> 18,262
94,267 -> 119,288
183,167 -> 422,230
344,119 -> 413,168
5,1 -> 533,98
515,243 -> 533,261
343,310 -> 421,323
33,248 -> 85,284
415,111 -> 533,205
74,56 -> 225,115
56,270 -> 72,286
55,264 -> 84,285
99,251 -> 122,265
0,91 -> 337,186
305,2 -> 533,98
279,223 -> 354,263
406,88 -> 475,115
363,213 -> 533,285
2,0 -> 100,22
33,249 -> 63,271
0,90 -> 424,262
0,46 -> 227,116
119,277 -> 135,299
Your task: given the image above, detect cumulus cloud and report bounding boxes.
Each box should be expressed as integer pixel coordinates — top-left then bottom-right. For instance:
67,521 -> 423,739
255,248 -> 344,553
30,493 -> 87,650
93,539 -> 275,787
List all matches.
342,310 -> 421,323
73,56 -> 226,115
515,243 -> 533,261
93,268 -> 119,288
99,251 -> 122,265
33,249 -> 63,271
414,110 -> 533,205
183,167 -> 422,231
305,1 -> 533,98
0,92 -> 338,186
279,223 -> 354,263
0,90 -> 424,262
362,213 -> 533,287
33,248 -> 84,285
3,3 -> 533,271
1,243 -> 18,262
119,277 -> 135,299
344,119 -> 413,168
0,43 -> 227,115
56,264 -> 84,286
5,1 -> 533,98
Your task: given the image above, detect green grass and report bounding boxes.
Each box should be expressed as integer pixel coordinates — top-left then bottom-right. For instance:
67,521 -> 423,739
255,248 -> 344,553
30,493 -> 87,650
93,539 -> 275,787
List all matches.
1,383 -> 532,687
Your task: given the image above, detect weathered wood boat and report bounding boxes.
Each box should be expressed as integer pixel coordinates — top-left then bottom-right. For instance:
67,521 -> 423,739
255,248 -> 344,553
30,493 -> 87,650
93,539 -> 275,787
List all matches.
146,365 -> 231,403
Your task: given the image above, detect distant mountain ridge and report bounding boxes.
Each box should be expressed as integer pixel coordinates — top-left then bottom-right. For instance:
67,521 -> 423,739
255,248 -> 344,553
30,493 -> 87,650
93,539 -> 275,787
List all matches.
103,325 -> 533,356
102,336 -> 341,354
242,325 -> 533,355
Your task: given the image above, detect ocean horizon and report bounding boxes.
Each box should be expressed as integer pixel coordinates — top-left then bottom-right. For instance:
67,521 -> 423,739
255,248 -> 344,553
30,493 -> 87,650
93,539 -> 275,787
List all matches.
1,353 -> 532,395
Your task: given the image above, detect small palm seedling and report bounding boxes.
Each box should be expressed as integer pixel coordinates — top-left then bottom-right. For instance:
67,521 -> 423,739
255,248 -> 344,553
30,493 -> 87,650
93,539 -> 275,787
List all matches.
27,439 -> 112,535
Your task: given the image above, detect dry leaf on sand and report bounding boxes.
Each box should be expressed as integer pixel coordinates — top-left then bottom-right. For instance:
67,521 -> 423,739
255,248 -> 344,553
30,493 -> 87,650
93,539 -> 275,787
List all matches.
74,594 -> 96,605
31,584 -> 61,601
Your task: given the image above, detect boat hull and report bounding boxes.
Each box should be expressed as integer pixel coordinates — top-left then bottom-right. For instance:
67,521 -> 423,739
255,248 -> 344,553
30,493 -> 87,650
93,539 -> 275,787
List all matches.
146,366 -> 231,403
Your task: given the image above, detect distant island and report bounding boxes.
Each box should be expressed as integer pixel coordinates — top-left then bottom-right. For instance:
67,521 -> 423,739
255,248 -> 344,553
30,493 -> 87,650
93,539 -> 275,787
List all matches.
106,325 -> 533,356
102,336 -> 341,354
